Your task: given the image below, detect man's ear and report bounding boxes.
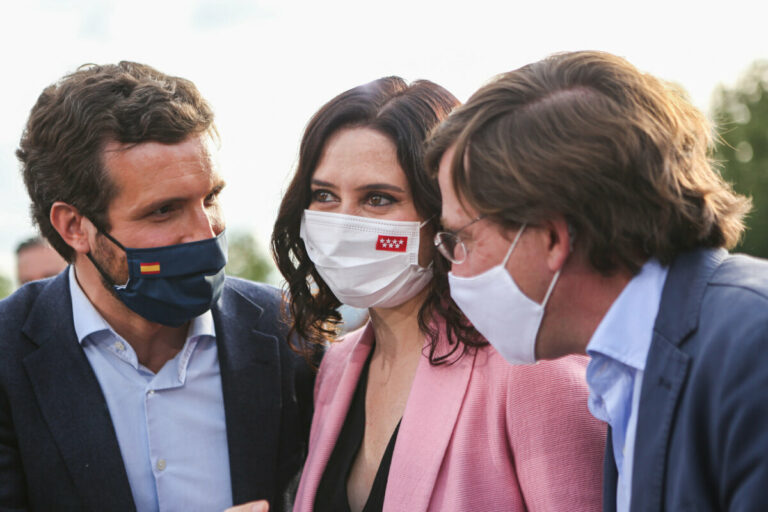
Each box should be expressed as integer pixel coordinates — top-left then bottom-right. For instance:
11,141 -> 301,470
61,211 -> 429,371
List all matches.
542,216 -> 572,273
50,202 -> 94,255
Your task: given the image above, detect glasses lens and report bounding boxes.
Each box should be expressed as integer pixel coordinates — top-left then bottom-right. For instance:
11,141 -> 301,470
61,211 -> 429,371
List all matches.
435,232 -> 466,263
453,240 -> 467,263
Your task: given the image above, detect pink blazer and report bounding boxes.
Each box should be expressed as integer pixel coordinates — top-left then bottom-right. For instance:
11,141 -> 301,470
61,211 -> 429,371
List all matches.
294,321 -> 605,511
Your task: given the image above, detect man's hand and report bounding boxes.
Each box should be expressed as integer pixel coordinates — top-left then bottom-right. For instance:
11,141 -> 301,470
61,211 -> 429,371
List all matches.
224,500 -> 269,512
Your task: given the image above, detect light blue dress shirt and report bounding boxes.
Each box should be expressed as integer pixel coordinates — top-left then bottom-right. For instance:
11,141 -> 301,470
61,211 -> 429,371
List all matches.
69,266 -> 232,511
585,259 -> 668,512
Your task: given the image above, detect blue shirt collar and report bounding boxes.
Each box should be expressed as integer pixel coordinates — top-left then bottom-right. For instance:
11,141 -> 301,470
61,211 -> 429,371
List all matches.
69,265 -> 215,344
586,259 -> 669,372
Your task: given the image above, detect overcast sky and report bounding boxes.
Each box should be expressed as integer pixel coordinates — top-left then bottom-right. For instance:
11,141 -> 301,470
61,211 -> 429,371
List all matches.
1,0 -> 766,281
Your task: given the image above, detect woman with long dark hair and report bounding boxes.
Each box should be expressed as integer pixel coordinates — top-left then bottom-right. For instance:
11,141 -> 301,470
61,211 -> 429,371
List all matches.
272,77 -> 605,512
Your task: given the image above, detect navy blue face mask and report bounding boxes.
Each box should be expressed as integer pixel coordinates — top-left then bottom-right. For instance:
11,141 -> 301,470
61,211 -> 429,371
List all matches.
87,230 -> 228,327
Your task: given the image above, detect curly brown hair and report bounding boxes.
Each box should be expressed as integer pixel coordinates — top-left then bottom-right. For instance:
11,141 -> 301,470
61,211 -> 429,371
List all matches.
17,61 -> 216,261
272,77 -> 484,364
427,51 -> 750,274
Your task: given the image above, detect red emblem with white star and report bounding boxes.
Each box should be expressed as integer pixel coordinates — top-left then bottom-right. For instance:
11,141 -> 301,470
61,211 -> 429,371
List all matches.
376,235 -> 408,252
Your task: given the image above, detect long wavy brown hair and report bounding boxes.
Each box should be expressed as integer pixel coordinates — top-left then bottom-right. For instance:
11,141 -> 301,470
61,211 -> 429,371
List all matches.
272,76 -> 484,364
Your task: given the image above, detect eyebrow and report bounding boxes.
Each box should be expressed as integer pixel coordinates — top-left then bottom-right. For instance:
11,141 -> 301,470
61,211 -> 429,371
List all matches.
310,179 -> 405,194
440,215 -> 484,236
140,196 -> 185,214
311,179 -> 336,188
140,181 -> 226,213
355,183 -> 405,193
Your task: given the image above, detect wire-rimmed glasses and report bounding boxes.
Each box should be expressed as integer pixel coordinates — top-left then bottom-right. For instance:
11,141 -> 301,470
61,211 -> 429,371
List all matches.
433,216 -> 485,264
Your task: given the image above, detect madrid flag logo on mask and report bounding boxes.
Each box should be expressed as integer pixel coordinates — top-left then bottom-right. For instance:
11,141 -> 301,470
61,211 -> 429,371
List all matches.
299,210 -> 433,308
376,235 -> 407,252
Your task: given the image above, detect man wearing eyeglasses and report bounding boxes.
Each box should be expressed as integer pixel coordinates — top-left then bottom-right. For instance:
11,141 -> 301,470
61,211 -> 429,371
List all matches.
427,51 -> 768,511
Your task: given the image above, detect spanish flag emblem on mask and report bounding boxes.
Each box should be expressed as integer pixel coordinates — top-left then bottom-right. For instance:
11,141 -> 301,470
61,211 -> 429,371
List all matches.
140,262 -> 161,275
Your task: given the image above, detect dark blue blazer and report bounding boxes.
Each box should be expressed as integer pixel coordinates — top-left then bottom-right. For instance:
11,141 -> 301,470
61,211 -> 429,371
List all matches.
603,249 -> 768,511
0,270 -> 316,512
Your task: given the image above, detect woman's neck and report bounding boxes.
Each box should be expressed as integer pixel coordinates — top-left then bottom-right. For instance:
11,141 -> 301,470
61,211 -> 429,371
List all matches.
367,288 -> 429,367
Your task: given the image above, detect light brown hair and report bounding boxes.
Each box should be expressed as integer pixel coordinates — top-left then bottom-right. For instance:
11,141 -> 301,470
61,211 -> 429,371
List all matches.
427,51 -> 750,273
17,62 -> 216,262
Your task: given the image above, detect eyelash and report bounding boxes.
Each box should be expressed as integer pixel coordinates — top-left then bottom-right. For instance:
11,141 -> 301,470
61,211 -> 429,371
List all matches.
204,193 -> 219,206
311,189 -> 336,203
150,189 -> 221,218
310,189 -> 397,207
152,204 -> 176,216
366,193 -> 395,207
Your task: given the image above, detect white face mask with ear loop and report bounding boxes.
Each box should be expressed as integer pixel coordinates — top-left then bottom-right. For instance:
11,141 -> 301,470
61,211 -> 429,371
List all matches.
299,210 -> 434,309
447,223 -> 562,364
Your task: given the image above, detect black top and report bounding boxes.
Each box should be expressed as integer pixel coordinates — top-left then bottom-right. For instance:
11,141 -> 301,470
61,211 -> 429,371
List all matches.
314,351 -> 401,512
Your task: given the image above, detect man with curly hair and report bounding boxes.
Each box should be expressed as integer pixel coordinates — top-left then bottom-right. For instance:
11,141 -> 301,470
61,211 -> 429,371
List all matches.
1,62 -> 313,511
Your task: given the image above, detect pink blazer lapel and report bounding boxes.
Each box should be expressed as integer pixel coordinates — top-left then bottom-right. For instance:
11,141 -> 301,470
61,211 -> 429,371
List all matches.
383,327 -> 476,511
294,324 -> 374,512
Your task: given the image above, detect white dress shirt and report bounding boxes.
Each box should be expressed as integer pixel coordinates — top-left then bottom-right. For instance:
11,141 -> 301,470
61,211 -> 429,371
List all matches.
585,259 -> 668,512
69,266 -> 232,511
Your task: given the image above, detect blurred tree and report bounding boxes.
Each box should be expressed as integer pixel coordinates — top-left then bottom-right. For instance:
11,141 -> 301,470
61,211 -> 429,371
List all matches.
225,231 -> 276,283
712,60 -> 768,257
0,274 -> 12,299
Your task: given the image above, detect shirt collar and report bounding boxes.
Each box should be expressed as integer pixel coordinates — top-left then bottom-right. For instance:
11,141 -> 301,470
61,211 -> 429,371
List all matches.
585,259 -> 669,372
68,265 -> 216,344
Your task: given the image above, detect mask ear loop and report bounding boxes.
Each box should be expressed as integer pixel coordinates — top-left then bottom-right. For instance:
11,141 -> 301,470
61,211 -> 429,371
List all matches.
84,217 -> 128,251
541,268 -> 561,308
502,223 -> 527,266
98,229 -> 127,251
417,216 -> 437,270
543,223 -> 573,308
85,218 -> 130,287
418,216 -> 434,229
502,222 -> 560,308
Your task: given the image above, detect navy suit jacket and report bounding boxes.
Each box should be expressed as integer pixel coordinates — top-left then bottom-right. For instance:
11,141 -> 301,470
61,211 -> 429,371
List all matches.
603,249 -> 768,511
0,271 -> 316,512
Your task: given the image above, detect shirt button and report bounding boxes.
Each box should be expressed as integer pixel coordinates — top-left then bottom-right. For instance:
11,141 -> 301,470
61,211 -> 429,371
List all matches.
114,341 -> 125,351
147,389 -> 155,396
156,459 -> 166,471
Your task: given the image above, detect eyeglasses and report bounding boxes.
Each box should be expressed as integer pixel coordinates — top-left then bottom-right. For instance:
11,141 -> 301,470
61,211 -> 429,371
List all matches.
433,216 -> 485,264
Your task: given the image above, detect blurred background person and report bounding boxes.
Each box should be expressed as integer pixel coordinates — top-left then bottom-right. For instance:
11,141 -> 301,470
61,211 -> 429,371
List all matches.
272,76 -> 606,512
15,236 -> 67,285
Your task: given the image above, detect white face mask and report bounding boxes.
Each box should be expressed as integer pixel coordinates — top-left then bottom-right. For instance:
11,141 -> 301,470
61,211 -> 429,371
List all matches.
447,224 -> 560,364
300,210 -> 433,309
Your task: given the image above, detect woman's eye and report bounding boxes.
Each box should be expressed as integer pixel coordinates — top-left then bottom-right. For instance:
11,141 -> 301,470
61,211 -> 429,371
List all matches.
311,190 -> 336,203
367,193 -> 394,207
